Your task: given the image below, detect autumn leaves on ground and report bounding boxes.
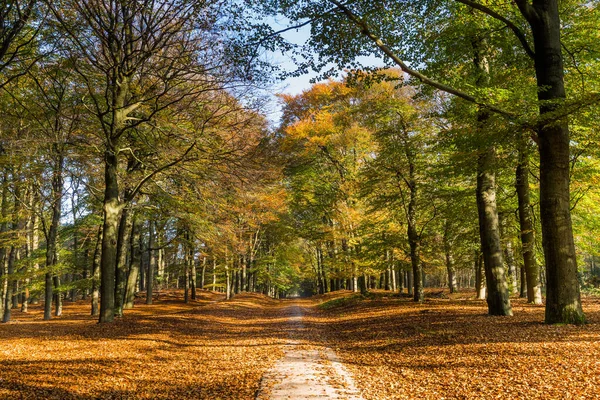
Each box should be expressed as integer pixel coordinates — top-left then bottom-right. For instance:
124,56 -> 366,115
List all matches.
1,291 -> 599,400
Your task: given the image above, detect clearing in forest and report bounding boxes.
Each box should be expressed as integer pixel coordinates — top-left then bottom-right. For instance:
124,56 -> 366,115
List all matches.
1,290 -> 600,399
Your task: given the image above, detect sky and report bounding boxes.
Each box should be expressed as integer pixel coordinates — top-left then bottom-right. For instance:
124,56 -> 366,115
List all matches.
263,16 -> 383,126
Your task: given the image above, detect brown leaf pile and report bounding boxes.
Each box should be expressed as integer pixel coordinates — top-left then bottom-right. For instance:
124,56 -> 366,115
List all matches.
303,290 -> 600,400
0,291 -> 288,399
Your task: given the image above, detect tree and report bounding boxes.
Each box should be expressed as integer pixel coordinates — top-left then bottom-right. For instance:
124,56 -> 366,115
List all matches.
50,0 -> 228,322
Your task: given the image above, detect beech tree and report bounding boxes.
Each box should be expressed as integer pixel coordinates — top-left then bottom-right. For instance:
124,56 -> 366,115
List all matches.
49,0 -> 238,322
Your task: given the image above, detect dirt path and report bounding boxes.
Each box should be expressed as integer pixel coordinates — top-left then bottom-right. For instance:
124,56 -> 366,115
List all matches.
256,304 -> 363,400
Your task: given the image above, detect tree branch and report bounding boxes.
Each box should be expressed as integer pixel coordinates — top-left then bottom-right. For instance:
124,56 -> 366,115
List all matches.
327,0 -> 515,118
513,0 -> 540,24
126,142 -> 196,202
455,0 -> 535,59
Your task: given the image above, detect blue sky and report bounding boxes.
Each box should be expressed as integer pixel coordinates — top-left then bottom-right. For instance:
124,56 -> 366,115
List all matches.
264,16 -> 383,125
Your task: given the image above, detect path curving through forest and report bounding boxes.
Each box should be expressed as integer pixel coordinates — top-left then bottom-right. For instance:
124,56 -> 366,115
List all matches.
256,304 -> 363,400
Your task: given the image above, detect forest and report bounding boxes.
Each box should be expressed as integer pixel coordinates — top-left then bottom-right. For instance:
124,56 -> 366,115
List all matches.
0,0 -> 599,399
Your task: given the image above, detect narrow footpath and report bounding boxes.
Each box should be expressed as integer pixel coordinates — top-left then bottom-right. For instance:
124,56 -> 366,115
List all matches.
256,304 -> 363,400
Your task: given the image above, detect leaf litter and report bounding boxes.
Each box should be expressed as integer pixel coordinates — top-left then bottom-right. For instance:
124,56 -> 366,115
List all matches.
1,289 -> 599,399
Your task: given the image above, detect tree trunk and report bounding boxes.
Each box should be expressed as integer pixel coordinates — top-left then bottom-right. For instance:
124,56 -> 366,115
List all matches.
114,206 -> 133,317
504,237 -> 518,296
190,253 -> 197,301
212,257 -> 216,291
225,249 -> 231,300
40,151 -> 63,320
90,224 -> 102,316
471,32 -> 512,316
146,220 -> 155,305
475,251 -> 486,300
53,275 -> 62,317
241,253 -> 247,292
520,266 -> 527,298
200,256 -> 206,289
443,221 -> 457,294
139,240 -> 146,293
22,210 -> 34,311
476,147 -> 512,316
124,217 -> 141,309
0,171 -> 9,319
99,150 -> 121,323
184,246 -> 190,304
518,0 -> 584,324
516,136 -> 542,304
316,245 -> 325,294
2,244 -> 17,323
3,178 -> 22,323
397,267 -> 403,293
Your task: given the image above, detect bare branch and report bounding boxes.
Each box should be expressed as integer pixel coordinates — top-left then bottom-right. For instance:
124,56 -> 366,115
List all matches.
126,141 -> 196,202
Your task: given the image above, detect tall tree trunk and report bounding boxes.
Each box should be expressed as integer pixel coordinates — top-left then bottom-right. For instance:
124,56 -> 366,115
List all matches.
472,34 -> 512,316
518,0 -> 584,324
23,202 -> 37,311
184,242 -> 190,303
476,148 -> 512,315
406,184 -> 422,301
212,257 -> 216,291
408,235 -> 422,302
358,274 -> 368,295
401,130 -> 423,303
146,220 -> 155,305
200,256 -> 206,289
139,239 -> 146,292
443,221 -> 457,294
44,152 -> 64,320
316,245 -> 325,294
504,237 -> 518,296
99,150 -> 121,323
241,253 -> 247,293
114,206 -> 133,317
397,267 -> 403,293
53,275 -> 62,317
70,185 -> 80,303
190,252 -> 197,301
91,225 -> 102,316
3,243 -> 17,323
225,248 -> 231,300
0,171 -> 9,319
124,216 -> 141,309
516,136 -> 542,304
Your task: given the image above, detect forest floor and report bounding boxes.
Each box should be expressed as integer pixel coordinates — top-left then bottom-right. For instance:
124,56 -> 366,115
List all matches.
0,289 -> 599,399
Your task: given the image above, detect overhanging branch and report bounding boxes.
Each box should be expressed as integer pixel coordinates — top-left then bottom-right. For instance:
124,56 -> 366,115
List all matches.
327,0 -> 515,118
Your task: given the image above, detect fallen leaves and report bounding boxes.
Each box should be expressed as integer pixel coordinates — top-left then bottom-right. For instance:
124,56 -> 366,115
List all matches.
0,291 -> 286,399
306,290 -> 600,400
1,289 -> 599,399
